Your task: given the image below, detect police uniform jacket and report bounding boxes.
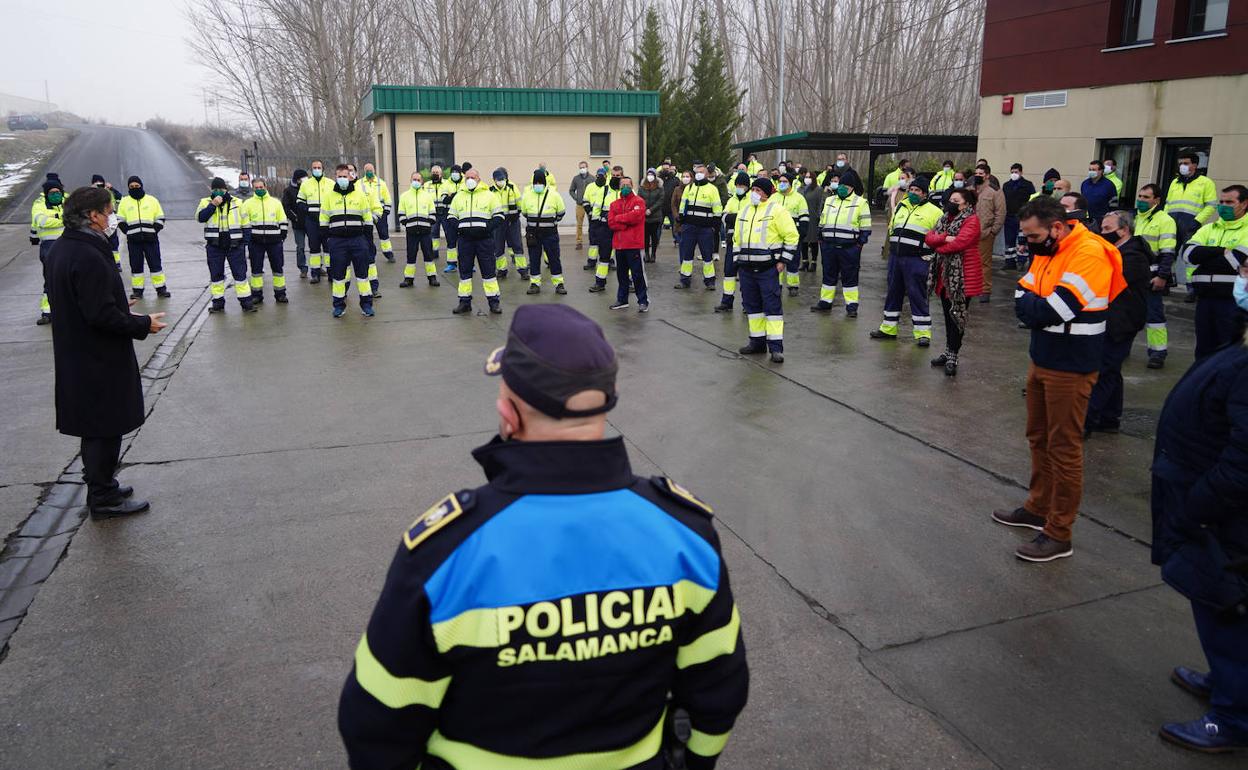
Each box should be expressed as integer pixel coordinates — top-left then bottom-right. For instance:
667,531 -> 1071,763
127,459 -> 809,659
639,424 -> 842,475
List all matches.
338,436 -> 749,770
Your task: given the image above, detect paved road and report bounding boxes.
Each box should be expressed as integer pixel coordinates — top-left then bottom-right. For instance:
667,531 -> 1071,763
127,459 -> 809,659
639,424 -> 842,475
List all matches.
0,218 -> 1217,769
0,123 -> 208,223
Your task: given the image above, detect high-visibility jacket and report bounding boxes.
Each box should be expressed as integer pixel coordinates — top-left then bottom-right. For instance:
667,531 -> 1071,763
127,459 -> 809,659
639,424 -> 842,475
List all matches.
679,181 -> 724,228
296,175 -> 337,216
882,167 -> 904,190
1180,215 -> 1248,299
732,197 -> 799,269
1165,174 -> 1218,224
1104,170 -> 1124,198
929,169 -> 956,198
241,193 -> 289,243
584,181 -> 620,223
819,193 -> 872,244
359,176 -> 393,215
775,188 -> 809,231
746,160 -> 763,176
1134,206 -> 1178,277
32,197 -> 64,242
196,196 -> 245,245
426,179 -> 458,215
397,186 -> 436,233
447,186 -> 503,241
536,169 -> 557,191
319,184 -> 382,238
489,182 -> 521,217
723,192 -> 749,233
519,186 -> 565,232
888,198 -> 943,258
1016,222 -> 1123,373
116,193 -> 166,242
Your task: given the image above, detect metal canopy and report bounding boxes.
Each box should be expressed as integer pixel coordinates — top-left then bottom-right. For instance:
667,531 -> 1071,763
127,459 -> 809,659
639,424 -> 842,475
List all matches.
733,131 -> 979,155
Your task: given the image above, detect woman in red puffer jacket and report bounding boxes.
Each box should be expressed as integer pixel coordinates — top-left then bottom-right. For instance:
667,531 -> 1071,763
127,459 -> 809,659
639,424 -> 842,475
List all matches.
924,188 -> 983,376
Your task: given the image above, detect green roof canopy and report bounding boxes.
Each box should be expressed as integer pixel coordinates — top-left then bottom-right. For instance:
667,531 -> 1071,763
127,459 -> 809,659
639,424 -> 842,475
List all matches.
363,86 -> 660,120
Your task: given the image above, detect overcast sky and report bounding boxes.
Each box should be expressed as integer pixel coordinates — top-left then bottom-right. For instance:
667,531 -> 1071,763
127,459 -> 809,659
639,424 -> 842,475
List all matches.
3,0 -> 203,125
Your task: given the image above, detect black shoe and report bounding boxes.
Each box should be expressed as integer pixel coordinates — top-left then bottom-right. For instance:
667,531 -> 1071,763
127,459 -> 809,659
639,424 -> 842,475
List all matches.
156,287 -> 171,298
115,485 -> 134,499
674,281 -> 690,289
309,274 -> 321,285
299,267 -> 308,277
846,304 -> 858,318
917,338 -> 931,348
242,303 -> 258,313
275,292 -> 288,304
526,284 -> 541,295
555,284 -> 567,295
488,301 -> 502,315
253,293 -> 265,304
787,286 -> 799,297
498,269 -> 508,279
36,313 -> 52,325
208,303 -> 225,313
704,282 -> 716,291
869,329 -> 897,340
452,301 -> 472,314
428,276 -> 440,287
931,353 -> 949,367
770,351 -> 784,363
1147,356 -> 1165,370
810,303 -> 832,313
131,289 -> 143,299
588,284 -> 606,293
713,303 -> 733,313
400,278 -> 414,288
644,255 -> 656,263
945,361 -> 958,377
518,269 -> 529,281
991,507 -> 1046,531
385,253 -> 395,263
372,289 -> 382,298
738,344 -> 765,355
583,262 -> 595,271
89,498 -> 150,519
610,302 -> 630,310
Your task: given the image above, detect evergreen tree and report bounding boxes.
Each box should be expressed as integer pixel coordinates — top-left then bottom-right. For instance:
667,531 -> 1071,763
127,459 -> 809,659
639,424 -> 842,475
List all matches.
668,10 -> 743,171
623,6 -> 674,168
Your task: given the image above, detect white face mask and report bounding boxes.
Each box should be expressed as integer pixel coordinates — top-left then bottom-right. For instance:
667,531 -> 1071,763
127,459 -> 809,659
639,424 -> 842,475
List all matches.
735,187 -> 746,196
646,174 -> 655,182
1105,165 -> 1114,173
694,172 -> 706,181
1179,163 -> 1192,176
682,177 -> 691,185
104,213 -> 118,237
836,160 -> 846,168
749,191 -> 762,205
465,178 -> 478,190
1010,173 -> 1020,182
953,180 -> 965,189
943,166 -> 952,172
451,172 -> 462,181
579,167 -> 588,176
1088,170 -> 1098,179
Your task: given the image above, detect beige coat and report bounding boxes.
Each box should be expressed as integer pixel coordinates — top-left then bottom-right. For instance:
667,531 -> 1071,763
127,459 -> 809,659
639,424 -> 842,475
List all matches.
975,183 -> 1006,238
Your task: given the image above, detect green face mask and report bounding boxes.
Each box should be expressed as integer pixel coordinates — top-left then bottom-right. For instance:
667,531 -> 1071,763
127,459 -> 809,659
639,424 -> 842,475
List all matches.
1217,204 -> 1238,221
621,186 -> 633,197
836,185 -> 851,200
255,189 -> 267,198
212,189 -> 226,198
1135,199 -> 1151,214
906,192 -> 921,205
47,192 -> 63,205
365,171 -> 375,179
1043,181 -> 1054,193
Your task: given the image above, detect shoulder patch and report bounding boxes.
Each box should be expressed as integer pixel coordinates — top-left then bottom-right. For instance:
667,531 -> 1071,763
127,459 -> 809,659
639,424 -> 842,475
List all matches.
650,476 -> 713,516
403,491 -> 474,551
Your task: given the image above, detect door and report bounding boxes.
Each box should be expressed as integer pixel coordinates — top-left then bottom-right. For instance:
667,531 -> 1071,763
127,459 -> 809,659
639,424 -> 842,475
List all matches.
1156,137 -> 1211,189
1098,139 -> 1142,202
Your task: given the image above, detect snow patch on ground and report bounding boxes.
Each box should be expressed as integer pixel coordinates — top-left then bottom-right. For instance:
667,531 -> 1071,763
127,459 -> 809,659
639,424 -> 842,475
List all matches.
192,152 -> 243,184
0,160 -> 38,197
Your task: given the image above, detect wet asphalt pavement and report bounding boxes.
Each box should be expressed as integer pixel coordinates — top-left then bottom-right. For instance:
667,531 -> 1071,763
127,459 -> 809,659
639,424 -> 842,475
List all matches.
0,137 -> 1220,768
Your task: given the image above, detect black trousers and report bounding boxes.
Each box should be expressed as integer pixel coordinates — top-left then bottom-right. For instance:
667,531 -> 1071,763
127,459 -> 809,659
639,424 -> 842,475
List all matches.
940,295 -> 965,354
82,436 -> 123,506
644,221 -> 661,256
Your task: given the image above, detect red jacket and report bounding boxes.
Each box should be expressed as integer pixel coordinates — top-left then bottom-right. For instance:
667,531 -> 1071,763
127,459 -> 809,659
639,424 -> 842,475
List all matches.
925,213 -> 984,297
608,192 -> 645,249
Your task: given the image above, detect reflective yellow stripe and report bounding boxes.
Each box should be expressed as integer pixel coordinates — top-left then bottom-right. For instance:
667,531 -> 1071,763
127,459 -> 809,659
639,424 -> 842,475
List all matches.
687,728 -> 731,757
353,633 -> 450,709
678,605 -> 740,669
426,710 -> 664,769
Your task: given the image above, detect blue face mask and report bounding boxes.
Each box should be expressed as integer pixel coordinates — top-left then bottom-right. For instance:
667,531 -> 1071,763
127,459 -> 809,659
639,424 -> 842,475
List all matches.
1234,275 -> 1248,313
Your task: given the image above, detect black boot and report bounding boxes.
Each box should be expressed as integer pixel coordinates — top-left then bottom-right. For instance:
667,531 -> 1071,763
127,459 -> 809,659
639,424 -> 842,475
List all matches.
518,269 -> 529,281
488,299 -> 502,315
738,343 -> 765,355
156,287 -> 171,298
714,302 -> 734,313
555,284 -> 568,295
400,277 -> 415,288
427,275 -> 440,287
452,300 -> 472,315
526,284 -> 540,295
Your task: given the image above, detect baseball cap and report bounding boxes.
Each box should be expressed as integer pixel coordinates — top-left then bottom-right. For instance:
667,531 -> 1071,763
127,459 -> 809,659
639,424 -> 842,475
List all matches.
485,305 -> 618,418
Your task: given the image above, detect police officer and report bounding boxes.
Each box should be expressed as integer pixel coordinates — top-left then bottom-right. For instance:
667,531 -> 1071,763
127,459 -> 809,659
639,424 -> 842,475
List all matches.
338,303 -> 749,769
32,177 -> 66,325
734,177 -> 799,363
449,168 -> 504,315
297,160 -> 336,283
91,174 -> 124,269
241,178 -> 289,304
812,181 -> 871,317
870,177 -> 943,346
116,175 -> 169,300
676,164 -> 723,291
197,177 -> 255,313
714,172 -> 752,313
1134,184 -> 1178,369
359,163 -> 394,263
520,169 -> 566,295
1180,184 -> 1248,358
396,170 -> 439,288
320,164 -> 381,318
489,167 -> 525,280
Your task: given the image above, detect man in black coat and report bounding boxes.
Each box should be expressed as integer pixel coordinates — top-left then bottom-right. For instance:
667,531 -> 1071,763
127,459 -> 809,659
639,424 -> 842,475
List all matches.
46,186 -> 167,518
1085,209 -> 1152,434
282,169 -> 308,277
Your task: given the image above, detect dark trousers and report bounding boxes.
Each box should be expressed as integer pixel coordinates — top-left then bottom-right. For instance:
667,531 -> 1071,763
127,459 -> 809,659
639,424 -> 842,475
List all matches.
1191,599 -> 1248,733
441,214 -> 460,260
1085,334 -> 1134,429
375,216 -> 391,252
615,249 -> 647,304
678,224 -> 716,285
800,241 -> 819,265
940,295 -> 966,354
39,240 -> 56,310
819,242 -> 862,306
1146,289 -> 1168,359
328,235 -> 373,310
304,214 -> 323,268
1003,213 -> 1020,256
741,266 -> 783,353
82,435 -> 123,506
882,251 -> 932,339
1195,297 -> 1241,359
206,243 -> 250,307
589,221 -> 614,260
457,236 -> 498,301
494,217 -> 524,264
527,231 -> 562,284
248,240 -> 285,295
644,221 -> 661,257
292,228 -> 306,271
127,240 -> 163,277
405,230 -> 434,264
